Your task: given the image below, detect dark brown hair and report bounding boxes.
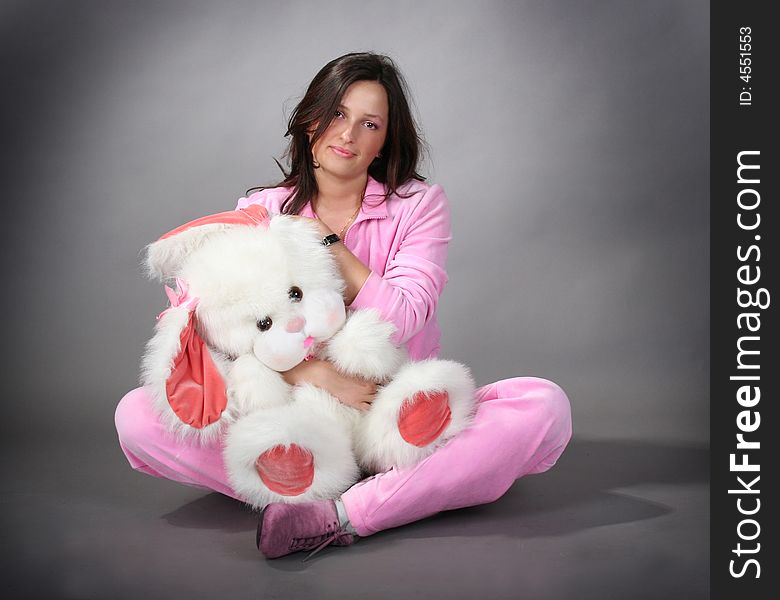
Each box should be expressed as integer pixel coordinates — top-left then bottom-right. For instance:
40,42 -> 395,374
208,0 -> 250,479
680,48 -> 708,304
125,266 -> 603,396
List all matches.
247,52 -> 426,214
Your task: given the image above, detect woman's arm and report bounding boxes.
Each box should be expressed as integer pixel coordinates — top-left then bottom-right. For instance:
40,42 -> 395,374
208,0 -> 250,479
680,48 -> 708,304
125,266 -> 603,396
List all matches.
348,184 -> 451,345
282,358 -> 377,411
299,184 -> 451,346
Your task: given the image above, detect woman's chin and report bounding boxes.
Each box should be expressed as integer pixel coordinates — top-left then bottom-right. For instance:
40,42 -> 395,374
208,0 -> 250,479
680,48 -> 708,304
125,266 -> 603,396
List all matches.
316,161 -> 366,181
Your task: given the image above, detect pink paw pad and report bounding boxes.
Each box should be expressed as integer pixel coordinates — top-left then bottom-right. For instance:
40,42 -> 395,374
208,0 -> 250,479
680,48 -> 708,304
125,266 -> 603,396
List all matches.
398,390 -> 452,448
254,444 -> 315,496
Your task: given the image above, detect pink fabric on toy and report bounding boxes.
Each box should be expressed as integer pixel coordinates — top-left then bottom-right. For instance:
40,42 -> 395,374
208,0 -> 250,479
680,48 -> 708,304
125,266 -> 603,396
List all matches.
160,203 -> 269,239
255,444 -> 315,496
397,390 -> 452,448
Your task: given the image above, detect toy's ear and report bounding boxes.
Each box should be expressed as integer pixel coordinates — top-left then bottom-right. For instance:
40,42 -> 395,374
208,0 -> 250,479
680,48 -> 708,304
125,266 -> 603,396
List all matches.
144,223 -> 227,281
144,204 -> 270,281
164,306 -> 227,429
141,283 -> 227,432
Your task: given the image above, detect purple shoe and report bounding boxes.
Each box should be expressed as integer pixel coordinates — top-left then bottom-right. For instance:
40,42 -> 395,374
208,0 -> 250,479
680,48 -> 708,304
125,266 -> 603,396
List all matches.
258,500 -> 356,560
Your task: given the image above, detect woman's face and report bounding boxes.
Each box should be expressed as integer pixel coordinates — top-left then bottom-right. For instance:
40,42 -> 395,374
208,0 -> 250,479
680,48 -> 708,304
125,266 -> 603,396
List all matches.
310,80 -> 389,183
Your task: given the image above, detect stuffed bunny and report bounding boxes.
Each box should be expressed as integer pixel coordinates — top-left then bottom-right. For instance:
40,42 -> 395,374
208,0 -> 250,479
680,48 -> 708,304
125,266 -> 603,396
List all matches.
141,204 -> 476,509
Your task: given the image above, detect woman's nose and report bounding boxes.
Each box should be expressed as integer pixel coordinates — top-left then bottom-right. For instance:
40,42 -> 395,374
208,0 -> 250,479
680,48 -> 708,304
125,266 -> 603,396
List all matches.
285,316 -> 306,333
339,122 -> 355,143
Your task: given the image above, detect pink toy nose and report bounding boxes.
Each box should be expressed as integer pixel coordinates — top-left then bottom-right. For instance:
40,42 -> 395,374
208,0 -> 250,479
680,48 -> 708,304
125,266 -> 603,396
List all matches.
285,316 -> 305,333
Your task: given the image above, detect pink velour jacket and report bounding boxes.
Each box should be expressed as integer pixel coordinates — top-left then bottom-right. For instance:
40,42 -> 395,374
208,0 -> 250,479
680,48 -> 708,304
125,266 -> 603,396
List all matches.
236,176 -> 451,360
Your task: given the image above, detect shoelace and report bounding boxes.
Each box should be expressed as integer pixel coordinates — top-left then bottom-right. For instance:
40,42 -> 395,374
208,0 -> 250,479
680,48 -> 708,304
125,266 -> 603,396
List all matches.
300,524 -> 352,562
289,520 -> 339,552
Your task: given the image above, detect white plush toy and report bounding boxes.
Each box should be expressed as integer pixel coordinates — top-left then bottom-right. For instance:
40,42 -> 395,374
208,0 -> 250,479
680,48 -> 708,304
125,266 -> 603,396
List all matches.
141,204 -> 476,509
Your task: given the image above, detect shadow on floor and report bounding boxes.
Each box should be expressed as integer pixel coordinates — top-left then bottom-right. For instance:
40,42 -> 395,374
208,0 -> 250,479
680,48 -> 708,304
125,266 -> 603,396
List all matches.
160,437 -> 708,542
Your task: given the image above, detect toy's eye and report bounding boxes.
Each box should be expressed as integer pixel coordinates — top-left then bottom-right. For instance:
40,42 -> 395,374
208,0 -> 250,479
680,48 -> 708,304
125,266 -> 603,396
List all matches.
288,286 -> 303,302
257,317 -> 273,332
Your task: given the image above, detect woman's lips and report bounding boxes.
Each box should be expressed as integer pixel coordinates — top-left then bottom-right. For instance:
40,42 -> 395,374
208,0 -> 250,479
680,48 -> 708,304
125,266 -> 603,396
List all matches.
330,146 -> 355,158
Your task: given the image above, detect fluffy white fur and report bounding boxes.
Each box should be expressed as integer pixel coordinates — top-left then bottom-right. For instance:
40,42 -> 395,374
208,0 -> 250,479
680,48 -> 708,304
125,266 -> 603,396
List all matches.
324,308 -> 405,382
140,214 -> 477,508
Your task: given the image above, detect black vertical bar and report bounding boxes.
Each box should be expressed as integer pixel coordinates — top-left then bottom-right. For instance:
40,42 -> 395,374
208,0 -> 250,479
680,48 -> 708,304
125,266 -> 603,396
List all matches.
711,1 -> 776,598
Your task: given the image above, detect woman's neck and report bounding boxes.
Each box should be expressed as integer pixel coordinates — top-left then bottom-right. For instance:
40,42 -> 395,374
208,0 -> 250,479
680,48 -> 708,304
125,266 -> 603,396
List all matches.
313,172 -> 368,213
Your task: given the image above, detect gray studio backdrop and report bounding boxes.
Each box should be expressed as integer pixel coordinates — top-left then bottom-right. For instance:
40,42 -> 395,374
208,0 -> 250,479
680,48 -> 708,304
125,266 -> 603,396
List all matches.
1,0 -> 708,446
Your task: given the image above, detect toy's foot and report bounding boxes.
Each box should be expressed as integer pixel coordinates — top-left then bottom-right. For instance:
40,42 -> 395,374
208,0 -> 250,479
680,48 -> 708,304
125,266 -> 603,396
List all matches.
397,390 -> 452,447
224,388 -> 361,509
355,359 -> 476,472
255,444 -> 314,496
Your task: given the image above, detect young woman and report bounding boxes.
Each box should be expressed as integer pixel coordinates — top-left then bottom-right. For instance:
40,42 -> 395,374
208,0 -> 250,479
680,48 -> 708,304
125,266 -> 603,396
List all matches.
115,52 -> 572,559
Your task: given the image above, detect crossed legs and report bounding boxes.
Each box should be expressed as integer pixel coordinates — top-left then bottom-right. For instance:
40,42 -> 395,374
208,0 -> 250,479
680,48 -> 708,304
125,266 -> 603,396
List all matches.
115,377 -> 572,537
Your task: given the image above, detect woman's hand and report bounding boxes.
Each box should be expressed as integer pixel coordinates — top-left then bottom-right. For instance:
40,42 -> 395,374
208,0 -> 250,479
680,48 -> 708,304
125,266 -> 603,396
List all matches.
282,358 -> 377,411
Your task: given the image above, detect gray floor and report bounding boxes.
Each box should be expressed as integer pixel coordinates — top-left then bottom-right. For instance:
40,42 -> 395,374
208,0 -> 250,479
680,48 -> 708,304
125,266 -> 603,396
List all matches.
1,434 -> 708,599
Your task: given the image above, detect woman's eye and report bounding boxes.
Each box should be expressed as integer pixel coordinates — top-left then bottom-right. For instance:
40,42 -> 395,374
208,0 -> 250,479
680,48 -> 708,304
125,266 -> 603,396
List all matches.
288,286 -> 303,302
257,317 -> 273,332
364,121 -> 377,130
334,110 -> 344,118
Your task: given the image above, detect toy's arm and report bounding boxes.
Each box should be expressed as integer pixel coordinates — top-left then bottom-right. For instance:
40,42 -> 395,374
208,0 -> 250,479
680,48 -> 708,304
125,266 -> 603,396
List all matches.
226,355 -> 291,415
323,308 -> 406,383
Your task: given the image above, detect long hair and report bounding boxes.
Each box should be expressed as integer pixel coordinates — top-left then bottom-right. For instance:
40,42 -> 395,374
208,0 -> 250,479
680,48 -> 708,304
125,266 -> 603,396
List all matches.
247,52 -> 427,214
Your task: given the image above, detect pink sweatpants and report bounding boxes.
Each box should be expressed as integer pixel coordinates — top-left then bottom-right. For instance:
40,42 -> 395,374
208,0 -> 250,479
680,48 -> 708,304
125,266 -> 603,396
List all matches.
114,377 -> 572,537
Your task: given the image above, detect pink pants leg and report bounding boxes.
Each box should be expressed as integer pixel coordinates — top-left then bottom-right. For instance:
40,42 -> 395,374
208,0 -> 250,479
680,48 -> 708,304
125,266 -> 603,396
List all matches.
114,387 -> 242,500
115,377 -> 572,537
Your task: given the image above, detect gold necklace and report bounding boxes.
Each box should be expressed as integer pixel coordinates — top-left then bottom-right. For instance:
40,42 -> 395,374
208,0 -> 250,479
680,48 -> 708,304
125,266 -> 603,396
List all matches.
337,205 -> 361,239
314,203 -> 362,239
